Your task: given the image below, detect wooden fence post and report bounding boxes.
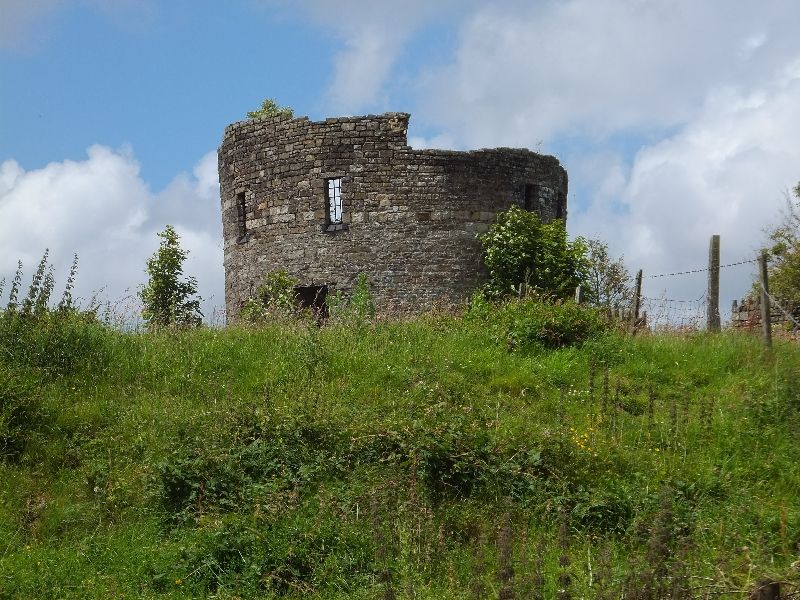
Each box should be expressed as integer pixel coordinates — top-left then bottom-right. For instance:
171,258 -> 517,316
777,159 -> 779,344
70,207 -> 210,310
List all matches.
759,251 -> 772,349
630,269 -> 643,333
707,234 -> 721,332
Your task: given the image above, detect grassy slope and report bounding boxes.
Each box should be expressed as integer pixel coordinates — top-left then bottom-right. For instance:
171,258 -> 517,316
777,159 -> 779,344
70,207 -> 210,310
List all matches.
1,316 -> 799,598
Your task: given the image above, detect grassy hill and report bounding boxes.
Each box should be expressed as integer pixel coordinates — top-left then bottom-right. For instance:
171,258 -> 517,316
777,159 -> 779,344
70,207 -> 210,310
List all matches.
1,309 -> 799,598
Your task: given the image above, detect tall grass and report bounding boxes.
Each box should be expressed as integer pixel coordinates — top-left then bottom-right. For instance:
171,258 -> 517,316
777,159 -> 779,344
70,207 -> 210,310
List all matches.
1,296 -> 799,597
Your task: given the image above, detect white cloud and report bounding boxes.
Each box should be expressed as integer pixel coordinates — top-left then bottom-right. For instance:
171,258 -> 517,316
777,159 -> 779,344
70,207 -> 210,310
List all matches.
407,133 -> 457,150
326,28 -> 401,112
417,0 -> 800,149
0,0 -> 152,50
283,0 -> 469,114
0,146 -> 223,321
571,68 -> 800,318
0,0 -> 61,49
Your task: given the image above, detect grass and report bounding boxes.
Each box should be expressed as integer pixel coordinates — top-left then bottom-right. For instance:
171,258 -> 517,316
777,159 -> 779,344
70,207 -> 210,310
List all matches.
1,310 -> 800,598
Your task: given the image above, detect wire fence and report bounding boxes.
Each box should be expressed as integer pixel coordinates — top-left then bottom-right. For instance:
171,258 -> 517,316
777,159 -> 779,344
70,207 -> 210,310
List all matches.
619,247 -> 798,334
640,293 -> 708,331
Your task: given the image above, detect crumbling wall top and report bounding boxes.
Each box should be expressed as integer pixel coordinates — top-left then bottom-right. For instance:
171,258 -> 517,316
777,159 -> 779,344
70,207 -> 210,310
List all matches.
221,112 -> 412,146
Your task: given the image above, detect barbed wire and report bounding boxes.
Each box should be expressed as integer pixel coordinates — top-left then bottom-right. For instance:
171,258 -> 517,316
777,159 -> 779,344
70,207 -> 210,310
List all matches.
647,258 -> 757,279
641,293 -> 707,304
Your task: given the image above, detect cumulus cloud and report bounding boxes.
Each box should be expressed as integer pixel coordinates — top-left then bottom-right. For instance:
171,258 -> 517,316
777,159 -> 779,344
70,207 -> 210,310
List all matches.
282,0 -> 469,113
571,68 -> 800,314
417,0 -> 800,149
0,146 -> 223,321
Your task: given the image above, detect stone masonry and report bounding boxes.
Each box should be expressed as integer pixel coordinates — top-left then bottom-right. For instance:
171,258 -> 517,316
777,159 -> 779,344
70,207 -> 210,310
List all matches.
218,112 -> 568,319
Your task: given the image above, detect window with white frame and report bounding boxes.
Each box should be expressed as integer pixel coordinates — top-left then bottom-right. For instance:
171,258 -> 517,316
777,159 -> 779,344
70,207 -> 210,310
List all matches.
325,177 -> 343,224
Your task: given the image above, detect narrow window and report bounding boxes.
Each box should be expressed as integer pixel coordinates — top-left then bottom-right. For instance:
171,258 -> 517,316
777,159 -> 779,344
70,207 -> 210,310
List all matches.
523,184 -> 535,211
236,192 -> 247,241
325,178 -> 343,224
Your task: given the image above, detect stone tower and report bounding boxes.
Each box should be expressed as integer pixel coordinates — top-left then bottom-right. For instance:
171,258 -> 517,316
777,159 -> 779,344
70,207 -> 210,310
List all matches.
218,112 -> 567,319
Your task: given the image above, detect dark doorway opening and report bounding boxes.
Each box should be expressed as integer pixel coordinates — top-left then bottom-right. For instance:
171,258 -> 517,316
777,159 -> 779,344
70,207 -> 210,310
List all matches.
294,285 -> 329,322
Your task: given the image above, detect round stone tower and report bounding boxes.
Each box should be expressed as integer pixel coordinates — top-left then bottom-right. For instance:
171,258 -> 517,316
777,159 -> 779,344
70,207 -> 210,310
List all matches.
218,112 -> 568,319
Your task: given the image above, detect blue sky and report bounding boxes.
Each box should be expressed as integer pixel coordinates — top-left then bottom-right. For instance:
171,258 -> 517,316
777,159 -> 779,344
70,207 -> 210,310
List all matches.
1,2 -> 336,187
2,0 -> 800,323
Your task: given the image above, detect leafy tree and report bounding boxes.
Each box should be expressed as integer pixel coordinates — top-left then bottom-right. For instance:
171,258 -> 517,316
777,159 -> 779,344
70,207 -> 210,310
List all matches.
139,225 -> 202,329
585,238 -> 633,308
479,206 -> 589,300
764,182 -> 800,318
246,98 -> 294,120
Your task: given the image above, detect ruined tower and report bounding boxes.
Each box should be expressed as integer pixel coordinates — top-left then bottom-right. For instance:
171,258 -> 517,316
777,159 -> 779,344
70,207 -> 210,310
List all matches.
218,112 -> 567,319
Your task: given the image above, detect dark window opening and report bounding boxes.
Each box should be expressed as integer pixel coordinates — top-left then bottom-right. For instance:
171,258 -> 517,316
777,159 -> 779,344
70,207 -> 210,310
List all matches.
325,178 -> 343,224
236,192 -> 247,242
523,184 -> 536,211
556,191 -> 566,219
294,285 -> 329,323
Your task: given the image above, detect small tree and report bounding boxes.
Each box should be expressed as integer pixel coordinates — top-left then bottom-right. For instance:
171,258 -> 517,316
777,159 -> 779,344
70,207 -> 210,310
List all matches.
763,182 -> 800,319
139,225 -> 202,329
479,206 -> 589,300
246,98 -> 294,120
585,238 -> 633,308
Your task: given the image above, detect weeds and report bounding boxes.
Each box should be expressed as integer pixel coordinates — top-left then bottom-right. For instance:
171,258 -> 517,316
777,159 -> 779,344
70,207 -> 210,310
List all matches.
0,298 -> 799,597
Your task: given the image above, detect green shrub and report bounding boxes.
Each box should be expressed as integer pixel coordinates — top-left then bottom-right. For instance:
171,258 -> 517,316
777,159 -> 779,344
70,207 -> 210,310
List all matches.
479,206 -> 589,300
169,509 -> 373,594
240,269 -> 299,323
0,251 -> 110,376
349,273 -> 376,320
468,294 -> 608,351
155,415 -> 346,524
246,98 -> 294,120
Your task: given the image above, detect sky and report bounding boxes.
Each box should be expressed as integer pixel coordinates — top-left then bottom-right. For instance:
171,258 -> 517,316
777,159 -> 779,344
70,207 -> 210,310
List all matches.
2,0 -> 800,323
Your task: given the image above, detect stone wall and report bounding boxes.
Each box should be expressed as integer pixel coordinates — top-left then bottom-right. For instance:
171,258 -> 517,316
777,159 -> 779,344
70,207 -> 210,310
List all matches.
731,295 -> 794,329
218,112 -> 568,319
